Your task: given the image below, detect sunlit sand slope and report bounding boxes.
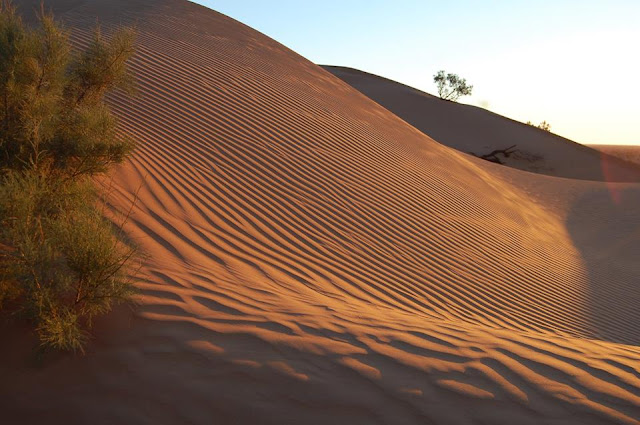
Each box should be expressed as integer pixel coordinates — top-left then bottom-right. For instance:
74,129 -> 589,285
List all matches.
2,1 -> 639,424
324,65 -> 640,182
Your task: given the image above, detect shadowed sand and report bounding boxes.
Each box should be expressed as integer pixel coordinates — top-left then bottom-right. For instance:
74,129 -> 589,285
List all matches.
591,145 -> 640,167
324,65 -> 640,182
1,1 -> 639,424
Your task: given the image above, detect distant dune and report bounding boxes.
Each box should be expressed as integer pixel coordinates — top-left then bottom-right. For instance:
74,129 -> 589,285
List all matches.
1,1 -> 639,424
591,144 -> 640,166
324,65 -> 640,182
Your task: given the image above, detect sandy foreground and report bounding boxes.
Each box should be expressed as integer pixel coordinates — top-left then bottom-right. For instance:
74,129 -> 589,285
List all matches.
1,1 -> 639,424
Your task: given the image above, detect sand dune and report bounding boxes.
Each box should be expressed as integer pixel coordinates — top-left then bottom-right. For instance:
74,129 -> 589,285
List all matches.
592,145 -> 640,167
1,1 -> 639,424
324,66 -> 640,182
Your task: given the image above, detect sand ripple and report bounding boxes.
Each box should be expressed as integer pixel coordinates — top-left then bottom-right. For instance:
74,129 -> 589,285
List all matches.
2,1 -> 638,424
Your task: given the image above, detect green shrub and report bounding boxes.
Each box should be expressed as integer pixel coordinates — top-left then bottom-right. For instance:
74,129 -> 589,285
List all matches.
433,70 -> 473,101
0,1 -> 137,353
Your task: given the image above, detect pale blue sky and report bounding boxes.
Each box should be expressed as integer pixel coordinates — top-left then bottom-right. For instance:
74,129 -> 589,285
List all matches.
195,1 -> 639,145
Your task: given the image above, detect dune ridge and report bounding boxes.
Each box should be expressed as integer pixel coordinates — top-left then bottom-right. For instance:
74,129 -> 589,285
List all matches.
592,145 -> 640,167
1,1 -> 639,424
324,65 -> 640,182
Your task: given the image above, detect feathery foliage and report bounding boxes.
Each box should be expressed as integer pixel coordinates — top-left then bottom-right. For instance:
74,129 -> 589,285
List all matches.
433,70 -> 473,102
0,1 -> 137,353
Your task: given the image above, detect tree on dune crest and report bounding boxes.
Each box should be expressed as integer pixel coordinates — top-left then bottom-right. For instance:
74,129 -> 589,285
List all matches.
527,120 -> 551,132
433,70 -> 473,101
0,0 -> 138,353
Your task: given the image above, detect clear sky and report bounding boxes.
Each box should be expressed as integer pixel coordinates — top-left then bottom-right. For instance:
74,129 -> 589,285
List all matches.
195,1 -> 639,145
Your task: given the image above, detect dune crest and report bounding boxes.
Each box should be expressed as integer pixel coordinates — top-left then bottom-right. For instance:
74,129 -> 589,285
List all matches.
1,1 -> 638,424
324,65 -> 640,182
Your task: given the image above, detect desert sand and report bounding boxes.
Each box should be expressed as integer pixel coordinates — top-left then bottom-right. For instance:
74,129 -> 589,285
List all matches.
1,1 -> 639,424
325,66 -> 640,182
591,145 -> 640,167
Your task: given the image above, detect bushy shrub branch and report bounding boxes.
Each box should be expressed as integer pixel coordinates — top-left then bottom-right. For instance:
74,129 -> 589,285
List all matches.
0,1 -> 138,353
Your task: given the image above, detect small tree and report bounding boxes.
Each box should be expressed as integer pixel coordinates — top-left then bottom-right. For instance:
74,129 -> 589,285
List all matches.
0,1 -> 137,353
526,120 -> 551,132
433,70 -> 473,101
